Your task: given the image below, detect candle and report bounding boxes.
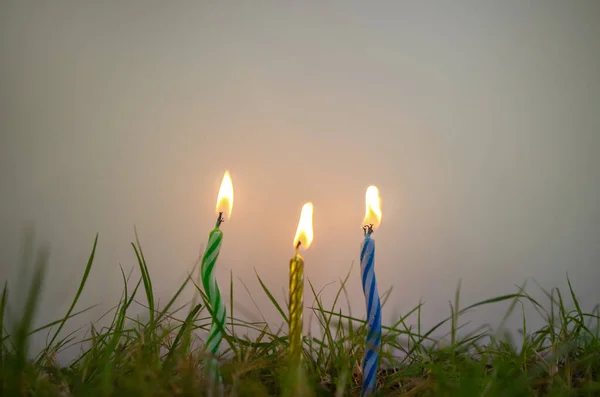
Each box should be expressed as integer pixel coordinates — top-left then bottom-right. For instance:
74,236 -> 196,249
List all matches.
360,186 -> 383,397
289,202 -> 314,367
201,170 -> 234,395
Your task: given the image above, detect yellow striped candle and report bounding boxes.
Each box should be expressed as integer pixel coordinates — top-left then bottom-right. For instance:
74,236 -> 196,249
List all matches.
288,202 -> 314,366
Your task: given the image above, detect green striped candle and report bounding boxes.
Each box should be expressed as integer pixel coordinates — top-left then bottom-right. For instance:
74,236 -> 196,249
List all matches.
201,170 -> 233,396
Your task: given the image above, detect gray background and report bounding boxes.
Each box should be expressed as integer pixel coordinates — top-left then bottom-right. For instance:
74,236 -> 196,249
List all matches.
1,1 -> 599,360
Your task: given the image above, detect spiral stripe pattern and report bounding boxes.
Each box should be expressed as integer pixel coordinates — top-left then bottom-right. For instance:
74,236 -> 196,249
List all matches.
201,227 -> 226,393
360,235 -> 382,397
288,254 -> 304,366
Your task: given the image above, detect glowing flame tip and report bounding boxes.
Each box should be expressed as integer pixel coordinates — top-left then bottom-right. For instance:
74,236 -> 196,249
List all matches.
362,185 -> 382,231
293,202 -> 314,250
216,170 -> 234,220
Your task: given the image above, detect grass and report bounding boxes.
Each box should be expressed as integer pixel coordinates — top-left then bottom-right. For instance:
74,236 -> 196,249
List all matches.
1,232 -> 599,396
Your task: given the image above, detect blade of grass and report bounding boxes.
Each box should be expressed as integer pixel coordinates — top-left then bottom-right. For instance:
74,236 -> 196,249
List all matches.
131,228 -> 157,361
44,234 -> 98,360
0,282 -> 7,392
229,268 -> 239,358
255,269 -> 288,323
409,293 -> 542,358
156,257 -> 201,324
9,245 -> 48,396
131,241 -> 154,327
567,275 -> 584,322
165,303 -> 202,366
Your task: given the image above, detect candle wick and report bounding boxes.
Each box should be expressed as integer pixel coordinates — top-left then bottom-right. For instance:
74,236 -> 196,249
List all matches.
295,240 -> 301,253
216,212 -> 224,228
363,224 -> 374,236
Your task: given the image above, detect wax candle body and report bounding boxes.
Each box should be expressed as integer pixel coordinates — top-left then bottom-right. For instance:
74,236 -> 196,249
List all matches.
360,234 -> 382,397
201,223 -> 227,391
288,252 -> 304,366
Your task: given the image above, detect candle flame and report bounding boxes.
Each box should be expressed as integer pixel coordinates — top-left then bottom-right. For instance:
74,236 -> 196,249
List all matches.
216,170 -> 234,220
293,202 -> 314,250
362,185 -> 382,231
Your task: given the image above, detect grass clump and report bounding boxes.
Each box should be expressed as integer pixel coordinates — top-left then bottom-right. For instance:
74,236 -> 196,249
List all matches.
1,232 -> 599,396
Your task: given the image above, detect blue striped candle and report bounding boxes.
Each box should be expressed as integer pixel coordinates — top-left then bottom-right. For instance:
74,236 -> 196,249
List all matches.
360,186 -> 382,397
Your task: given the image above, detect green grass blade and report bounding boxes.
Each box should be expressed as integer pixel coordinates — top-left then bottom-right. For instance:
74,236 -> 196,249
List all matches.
131,241 -> 154,327
0,282 -> 7,392
1,305 -> 99,345
255,269 -> 288,323
165,303 -> 202,366
9,245 -> 48,395
567,275 -> 584,321
156,258 -> 200,325
46,233 -> 98,355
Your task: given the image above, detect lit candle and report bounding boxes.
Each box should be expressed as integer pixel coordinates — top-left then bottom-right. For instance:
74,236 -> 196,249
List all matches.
289,202 -> 314,367
360,186 -> 383,397
201,170 -> 234,395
